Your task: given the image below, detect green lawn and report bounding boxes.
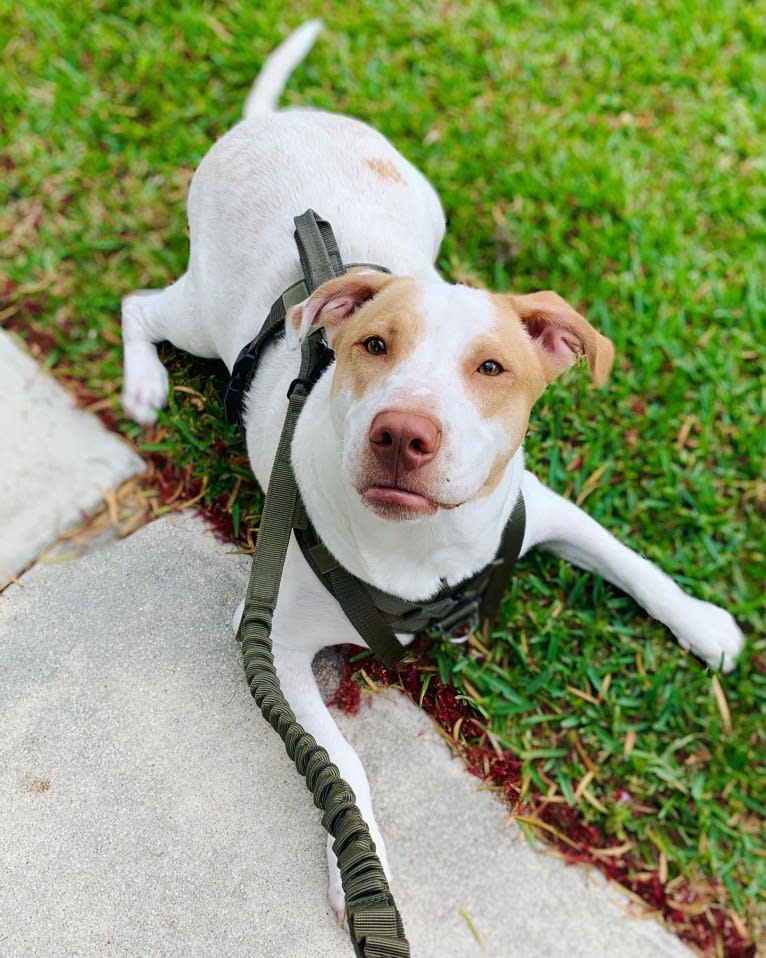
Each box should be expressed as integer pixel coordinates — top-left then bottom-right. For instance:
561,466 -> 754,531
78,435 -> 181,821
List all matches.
2,1 -> 764,953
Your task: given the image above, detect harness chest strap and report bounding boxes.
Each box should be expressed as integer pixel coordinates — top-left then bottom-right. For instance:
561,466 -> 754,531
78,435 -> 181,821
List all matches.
293,494 -> 526,668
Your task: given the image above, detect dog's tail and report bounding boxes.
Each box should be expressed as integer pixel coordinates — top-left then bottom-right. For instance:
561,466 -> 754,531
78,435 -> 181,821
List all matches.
242,19 -> 323,119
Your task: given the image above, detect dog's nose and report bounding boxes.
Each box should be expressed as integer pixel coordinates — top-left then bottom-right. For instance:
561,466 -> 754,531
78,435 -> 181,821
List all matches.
369,411 -> 441,472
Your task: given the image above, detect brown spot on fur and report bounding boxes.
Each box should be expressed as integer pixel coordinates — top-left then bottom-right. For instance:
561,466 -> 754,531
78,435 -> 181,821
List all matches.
330,279 -> 425,400
365,157 -> 406,185
287,302 -> 304,339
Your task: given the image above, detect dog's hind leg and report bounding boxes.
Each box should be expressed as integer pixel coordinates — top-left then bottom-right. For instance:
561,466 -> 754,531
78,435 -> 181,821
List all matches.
121,276 -> 191,424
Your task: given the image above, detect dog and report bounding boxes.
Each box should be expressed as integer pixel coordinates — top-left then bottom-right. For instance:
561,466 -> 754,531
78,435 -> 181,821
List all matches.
121,21 -> 744,920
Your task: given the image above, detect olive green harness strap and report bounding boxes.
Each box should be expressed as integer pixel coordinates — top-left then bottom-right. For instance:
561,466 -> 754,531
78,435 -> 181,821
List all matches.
294,207 -> 346,285
240,211 -> 410,956
225,209 -> 390,430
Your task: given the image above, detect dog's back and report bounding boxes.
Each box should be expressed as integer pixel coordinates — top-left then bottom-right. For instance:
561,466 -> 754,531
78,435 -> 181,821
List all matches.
182,26 -> 445,369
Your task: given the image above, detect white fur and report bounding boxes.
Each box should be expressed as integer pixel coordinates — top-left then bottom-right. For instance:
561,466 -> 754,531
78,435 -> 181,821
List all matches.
121,23 -> 744,922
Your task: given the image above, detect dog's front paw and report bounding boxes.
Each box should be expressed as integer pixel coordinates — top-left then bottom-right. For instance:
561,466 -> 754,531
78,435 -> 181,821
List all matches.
325,827 -> 393,926
122,341 -> 169,425
671,598 -> 744,672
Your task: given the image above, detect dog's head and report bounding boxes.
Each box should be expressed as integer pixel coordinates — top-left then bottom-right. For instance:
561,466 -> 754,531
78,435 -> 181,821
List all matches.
287,271 -> 613,522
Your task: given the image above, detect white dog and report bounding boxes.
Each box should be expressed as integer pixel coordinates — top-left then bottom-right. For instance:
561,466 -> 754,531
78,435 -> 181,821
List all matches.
121,21 -> 743,919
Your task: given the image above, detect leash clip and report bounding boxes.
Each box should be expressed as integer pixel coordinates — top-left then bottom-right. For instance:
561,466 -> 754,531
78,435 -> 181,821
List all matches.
287,376 -> 312,398
433,598 -> 482,644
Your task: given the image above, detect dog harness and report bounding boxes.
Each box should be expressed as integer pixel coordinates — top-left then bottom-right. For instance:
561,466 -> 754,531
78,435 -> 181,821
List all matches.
235,211 -> 525,956
227,210 -> 526,668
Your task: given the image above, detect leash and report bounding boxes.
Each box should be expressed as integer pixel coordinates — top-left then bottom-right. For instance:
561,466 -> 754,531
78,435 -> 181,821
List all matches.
239,210 -> 411,957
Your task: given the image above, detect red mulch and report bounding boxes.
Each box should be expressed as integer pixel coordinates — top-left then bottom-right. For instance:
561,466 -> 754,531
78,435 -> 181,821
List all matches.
329,648 -> 756,958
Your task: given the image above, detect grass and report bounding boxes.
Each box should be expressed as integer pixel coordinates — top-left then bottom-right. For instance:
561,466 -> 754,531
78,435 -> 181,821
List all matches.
2,0 -> 764,953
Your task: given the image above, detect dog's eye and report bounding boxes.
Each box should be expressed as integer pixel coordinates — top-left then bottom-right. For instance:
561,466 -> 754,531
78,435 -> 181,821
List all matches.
364,336 -> 387,356
477,359 -> 504,376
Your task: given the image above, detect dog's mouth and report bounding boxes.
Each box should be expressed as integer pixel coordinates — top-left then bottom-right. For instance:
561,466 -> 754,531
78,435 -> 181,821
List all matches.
361,484 -> 438,519
360,484 -> 461,520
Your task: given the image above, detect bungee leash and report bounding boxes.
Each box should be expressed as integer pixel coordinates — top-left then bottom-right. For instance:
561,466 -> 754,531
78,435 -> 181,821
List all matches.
238,210 -> 411,957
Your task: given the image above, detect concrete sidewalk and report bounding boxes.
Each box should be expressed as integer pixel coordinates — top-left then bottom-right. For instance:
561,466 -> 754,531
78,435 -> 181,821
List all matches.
0,331 -> 144,586
0,331 -> 693,957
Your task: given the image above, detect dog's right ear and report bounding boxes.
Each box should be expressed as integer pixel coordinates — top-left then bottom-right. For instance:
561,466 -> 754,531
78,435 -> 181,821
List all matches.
285,271 -> 393,349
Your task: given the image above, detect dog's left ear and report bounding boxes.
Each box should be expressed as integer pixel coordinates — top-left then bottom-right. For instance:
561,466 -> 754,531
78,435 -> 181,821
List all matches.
511,290 -> 615,387
286,271 -> 394,349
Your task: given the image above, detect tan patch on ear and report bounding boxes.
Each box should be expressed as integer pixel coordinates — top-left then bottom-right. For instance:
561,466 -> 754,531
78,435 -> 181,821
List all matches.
590,332 -> 615,387
288,271 -> 396,348
365,157 -> 406,185
330,278 -> 425,399
315,271 -> 396,335
511,290 -> 615,386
